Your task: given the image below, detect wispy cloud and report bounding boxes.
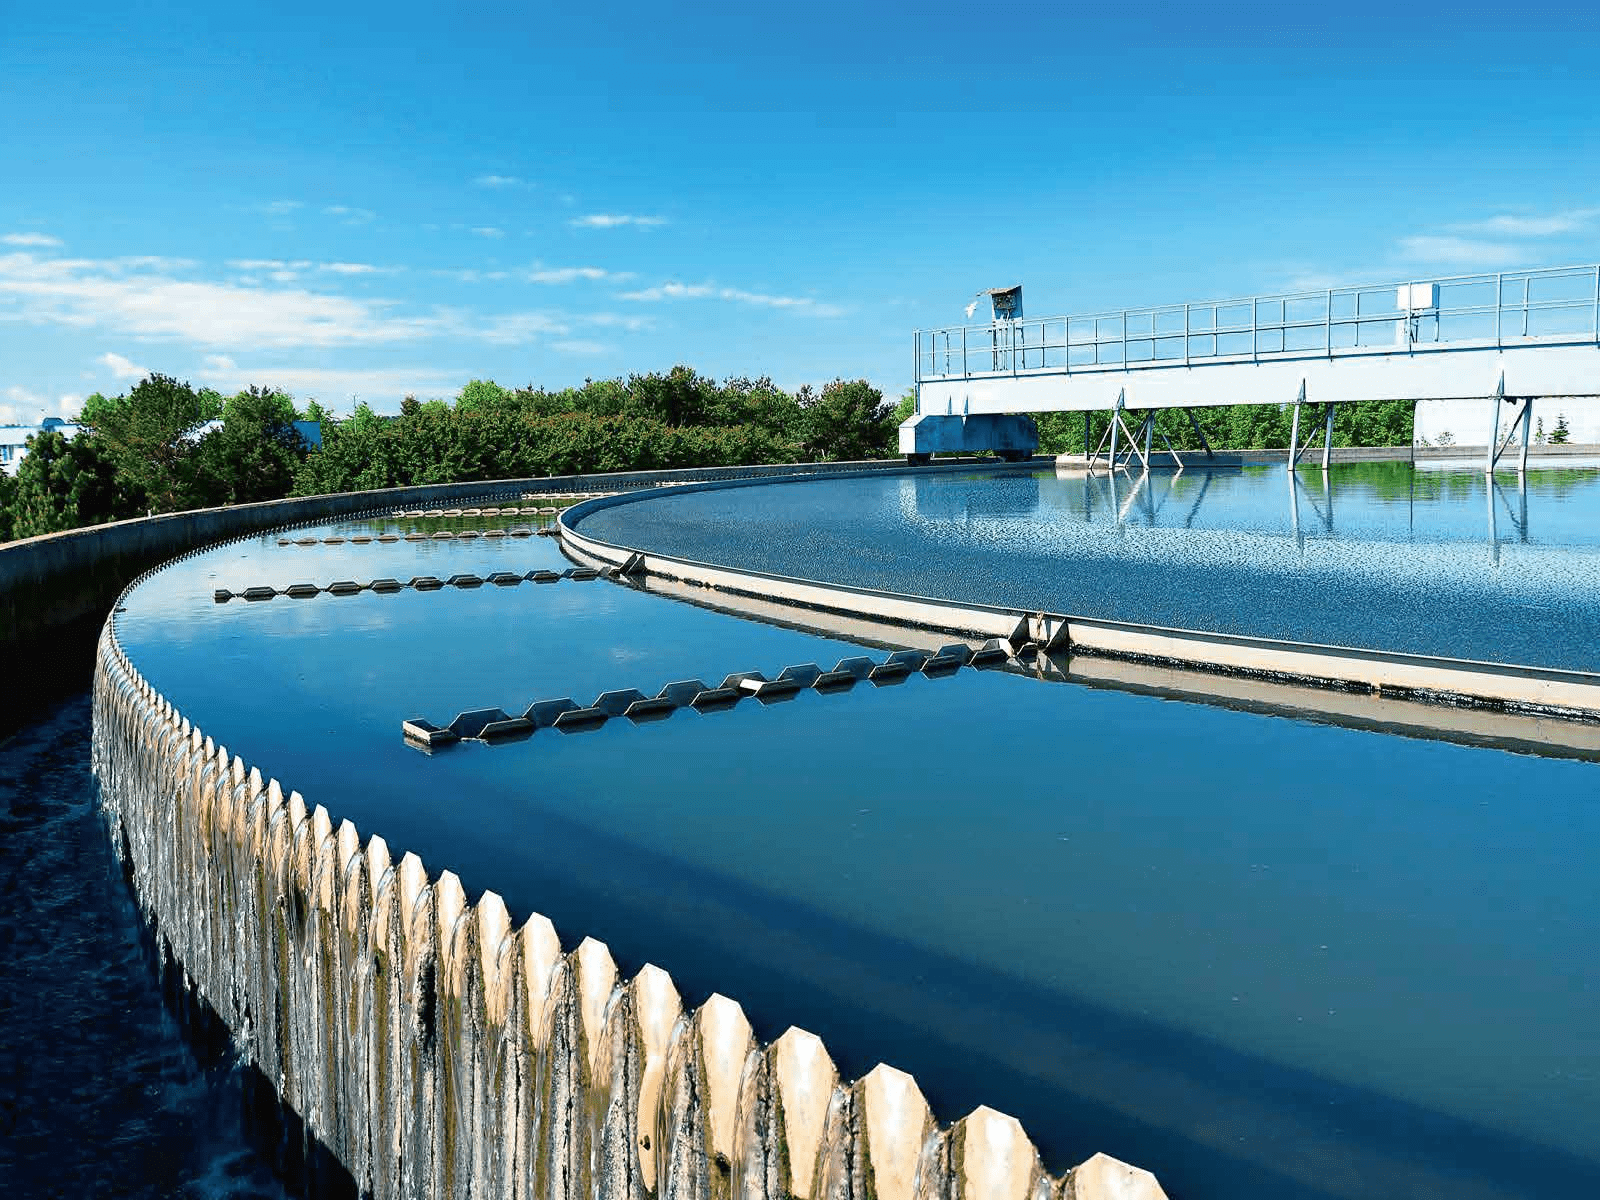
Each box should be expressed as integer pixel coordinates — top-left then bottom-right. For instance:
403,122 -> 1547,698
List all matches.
1452,208 -> 1600,238
2,232 -> 62,248
620,280 -> 844,317
1,385 -> 81,424
550,339 -> 612,355
257,199 -> 304,218
195,356 -> 462,409
318,261 -> 395,275
0,250 -> 449,348
524,265 -> 631,284
0,250 -> 640,373
570,214 -> 667,229
471,226 -> 506,239
99,351 -> 148,380
1394,235 -> 1523,269
433,267 -> 510,284
474,174 -> 532,189
323,205 -> 377,225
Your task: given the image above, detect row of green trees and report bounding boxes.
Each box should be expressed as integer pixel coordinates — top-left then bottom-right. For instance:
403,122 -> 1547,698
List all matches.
0,369 -> 899,542
0,377 -> 319,542
0,363 -> 1442,545
1031,399 -> 1417,456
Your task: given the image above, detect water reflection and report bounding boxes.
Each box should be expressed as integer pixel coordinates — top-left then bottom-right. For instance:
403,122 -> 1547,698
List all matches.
588,463 -> 1600,670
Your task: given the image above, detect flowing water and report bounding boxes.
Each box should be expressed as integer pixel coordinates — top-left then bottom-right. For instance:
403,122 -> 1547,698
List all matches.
77,471 -> 1600,1200
0,695 -> 288,1199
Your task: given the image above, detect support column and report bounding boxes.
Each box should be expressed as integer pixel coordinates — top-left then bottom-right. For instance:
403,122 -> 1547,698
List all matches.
1485,372 -> 1505,475
1519,398 -> 1533,474
1322,403 -> 1335,471
1288,381 -> 1305,471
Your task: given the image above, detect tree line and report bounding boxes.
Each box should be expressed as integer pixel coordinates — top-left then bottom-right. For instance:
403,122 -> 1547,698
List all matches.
0,369 -> 898,542
0,364 -> 1430,545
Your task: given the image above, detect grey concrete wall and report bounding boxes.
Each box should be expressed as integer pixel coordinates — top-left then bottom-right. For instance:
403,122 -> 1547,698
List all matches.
91,604 -> 1165,1200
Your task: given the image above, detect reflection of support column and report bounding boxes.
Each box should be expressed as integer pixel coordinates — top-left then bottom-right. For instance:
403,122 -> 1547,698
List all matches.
1288,470 -> 1302,549
1321,468 -> 1333,534
1487,472 -> 1500,566
1518,472 -> 1528,542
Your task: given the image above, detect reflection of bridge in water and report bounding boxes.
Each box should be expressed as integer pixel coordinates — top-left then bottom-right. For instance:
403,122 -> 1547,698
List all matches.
905,465 -> 1547,563
902,264 -> 1600,471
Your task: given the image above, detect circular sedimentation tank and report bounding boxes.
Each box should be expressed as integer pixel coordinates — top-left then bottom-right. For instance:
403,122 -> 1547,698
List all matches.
97,461 -> 1600,1200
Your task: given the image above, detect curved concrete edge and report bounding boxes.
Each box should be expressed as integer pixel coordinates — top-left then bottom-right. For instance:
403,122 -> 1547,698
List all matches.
0,455 -> 1025,672
559,475 -> 1600,721
92,564 -> 1166,1200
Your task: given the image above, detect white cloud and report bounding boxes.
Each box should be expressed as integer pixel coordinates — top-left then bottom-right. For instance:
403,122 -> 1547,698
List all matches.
474,174 -> 531,189
2,232 -> 62,247
193,358 -> 464,409
1394,236 -> 1523,269
0,251 -> 450,348
479,312 -> 568,345
524,265 -> 631,284
433,267 -> 510,283
0,251 -> 639,373
620,280 -> 844,316
99,351 -> 148,380
1453,208 -> 1600,238
471,226 -> 506,239
323,205 -> 376,225
1,385 -> 80,424
317,261 -> 392,275
258,200 -> 303,217
570,214 -> 667,229
550,339 -> 611,355
229,259 -> 313,272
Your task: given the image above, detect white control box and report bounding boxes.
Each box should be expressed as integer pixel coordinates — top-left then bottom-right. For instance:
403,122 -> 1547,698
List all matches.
1396,283 -> 1439,312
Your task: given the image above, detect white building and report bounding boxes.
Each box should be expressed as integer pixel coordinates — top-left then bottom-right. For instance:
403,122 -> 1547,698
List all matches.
0,417 -> 82,476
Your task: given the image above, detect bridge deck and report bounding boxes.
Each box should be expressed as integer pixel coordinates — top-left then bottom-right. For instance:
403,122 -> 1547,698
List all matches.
915,265 -> 1600,415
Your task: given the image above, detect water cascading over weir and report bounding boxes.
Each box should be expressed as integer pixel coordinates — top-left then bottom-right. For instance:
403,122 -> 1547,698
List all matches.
81,474 -> 1167,1200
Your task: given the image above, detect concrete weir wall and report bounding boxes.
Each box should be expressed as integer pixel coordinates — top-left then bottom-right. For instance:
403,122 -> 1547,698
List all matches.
89,569 -> 1166,1199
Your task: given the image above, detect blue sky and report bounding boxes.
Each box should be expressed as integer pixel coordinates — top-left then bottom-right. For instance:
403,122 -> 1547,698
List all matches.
2,0 -> 1597,420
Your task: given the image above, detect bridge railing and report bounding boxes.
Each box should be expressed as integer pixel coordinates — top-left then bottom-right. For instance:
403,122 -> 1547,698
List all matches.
915,264 -> 1600,383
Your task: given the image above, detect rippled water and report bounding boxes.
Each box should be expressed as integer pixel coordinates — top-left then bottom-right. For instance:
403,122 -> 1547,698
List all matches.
576,462 -> 1600,671
100,494 -> 1600,1200
0,695 -> 287,1199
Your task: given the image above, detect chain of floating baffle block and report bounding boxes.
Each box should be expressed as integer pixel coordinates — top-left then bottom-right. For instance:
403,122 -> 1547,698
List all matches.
212,565 -> 609,603
401,641 -> 1023,747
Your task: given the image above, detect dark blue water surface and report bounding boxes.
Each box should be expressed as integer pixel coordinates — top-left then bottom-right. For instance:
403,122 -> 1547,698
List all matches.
576,462 -> 1600,672
109,496 -> 1600,1200
0,696 -> 288,1200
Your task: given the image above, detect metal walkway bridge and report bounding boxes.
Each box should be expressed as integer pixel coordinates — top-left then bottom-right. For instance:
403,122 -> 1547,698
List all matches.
902,264 -> 1600,471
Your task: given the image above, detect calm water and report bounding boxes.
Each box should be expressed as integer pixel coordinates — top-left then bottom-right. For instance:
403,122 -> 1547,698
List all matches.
576,462 -> 1600,671
104,484 -> 1600,1200
0,695 -> 288,1200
